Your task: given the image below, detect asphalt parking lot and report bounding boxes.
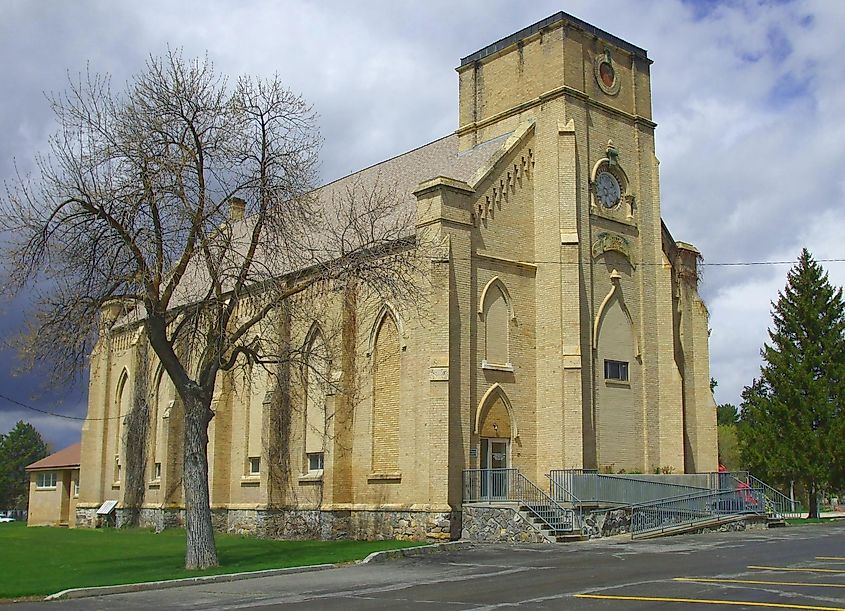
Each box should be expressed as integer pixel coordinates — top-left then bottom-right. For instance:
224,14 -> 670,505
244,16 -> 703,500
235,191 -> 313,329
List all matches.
18,521 -> 845,610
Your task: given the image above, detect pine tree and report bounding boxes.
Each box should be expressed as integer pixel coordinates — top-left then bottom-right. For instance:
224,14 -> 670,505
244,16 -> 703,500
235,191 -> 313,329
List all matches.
739,249 -> 845,518
0,421 -> 48,509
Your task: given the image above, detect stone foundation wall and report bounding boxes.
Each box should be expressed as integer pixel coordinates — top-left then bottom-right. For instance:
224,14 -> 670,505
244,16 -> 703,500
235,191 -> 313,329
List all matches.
684,516 -> 769,536
347,510 -> 456,541
75,506 -> 99,529
461,505 -> 549,543
115,507 -> 184,531
76,506 -> 458,542
582,508 -> 631,538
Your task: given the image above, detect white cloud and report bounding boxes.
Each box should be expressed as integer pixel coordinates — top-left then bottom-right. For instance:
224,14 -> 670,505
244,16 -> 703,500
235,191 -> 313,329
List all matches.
1,0 -> 844,439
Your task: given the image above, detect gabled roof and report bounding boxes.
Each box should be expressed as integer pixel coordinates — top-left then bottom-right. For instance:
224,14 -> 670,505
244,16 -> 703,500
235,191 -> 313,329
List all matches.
26,442 -> 80,471
109,131 -> 513,329
310,131 -> 512,214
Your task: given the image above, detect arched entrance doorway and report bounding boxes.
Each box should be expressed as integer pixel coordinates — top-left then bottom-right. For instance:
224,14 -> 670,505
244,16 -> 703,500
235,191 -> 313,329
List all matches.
476,384 -> 516,500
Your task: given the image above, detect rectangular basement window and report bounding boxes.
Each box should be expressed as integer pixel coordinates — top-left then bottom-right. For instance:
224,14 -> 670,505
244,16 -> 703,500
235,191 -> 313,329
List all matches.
604,359 -> 629,382
248,457 -> 261,475
307,452 -> 324,472
36,471 -> 56,489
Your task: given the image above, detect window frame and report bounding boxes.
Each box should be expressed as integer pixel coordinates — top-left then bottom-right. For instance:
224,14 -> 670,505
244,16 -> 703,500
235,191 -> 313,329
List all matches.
248,456 -> 261,476
307,452 -> 324,473
604,359 -> 630,382
36,471 -> 57,489
482,283 -> 513,370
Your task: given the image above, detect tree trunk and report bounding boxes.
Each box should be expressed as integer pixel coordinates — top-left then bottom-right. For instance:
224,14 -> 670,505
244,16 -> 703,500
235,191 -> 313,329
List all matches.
808,480 -> 819,519
182,387 -> 219,569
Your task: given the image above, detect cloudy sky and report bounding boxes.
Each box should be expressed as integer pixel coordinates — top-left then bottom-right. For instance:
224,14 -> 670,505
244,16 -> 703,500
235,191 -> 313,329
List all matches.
0,0 -> 843,450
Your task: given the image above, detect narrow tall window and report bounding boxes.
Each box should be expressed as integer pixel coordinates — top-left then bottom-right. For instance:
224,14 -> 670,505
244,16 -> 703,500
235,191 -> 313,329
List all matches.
113,371 -> 130,483
483,283 -> 511,368
372,315 -> 400,472
151,368 -> 174,482
305,328 -> 329,472
245,365 -> 265,477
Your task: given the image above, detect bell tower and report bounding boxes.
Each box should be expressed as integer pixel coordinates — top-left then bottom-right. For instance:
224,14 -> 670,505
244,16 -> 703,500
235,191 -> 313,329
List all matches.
456,13 -> 704,473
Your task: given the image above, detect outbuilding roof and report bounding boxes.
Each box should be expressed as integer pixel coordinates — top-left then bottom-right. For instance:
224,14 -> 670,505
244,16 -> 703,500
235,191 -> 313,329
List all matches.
26,442 -> 80,471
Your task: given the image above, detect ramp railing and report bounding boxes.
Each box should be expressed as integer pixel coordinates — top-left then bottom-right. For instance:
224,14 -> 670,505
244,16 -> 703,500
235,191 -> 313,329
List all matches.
548,469 -> 709,507
745,474 -> 801,519
630,487 -> 767,538
708,471 -> 802,520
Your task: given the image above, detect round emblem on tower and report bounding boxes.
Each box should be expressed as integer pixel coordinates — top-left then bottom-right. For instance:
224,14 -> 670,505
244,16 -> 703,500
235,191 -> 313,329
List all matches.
595,171 -> 622,208
594,49 -> 620,96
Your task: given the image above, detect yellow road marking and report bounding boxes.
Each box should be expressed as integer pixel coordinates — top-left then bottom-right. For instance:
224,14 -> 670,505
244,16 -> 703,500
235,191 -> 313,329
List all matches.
676,577 -> 845,589
749,566 -> 845,574
575,593 -> 845,610
817,557 -> 845,562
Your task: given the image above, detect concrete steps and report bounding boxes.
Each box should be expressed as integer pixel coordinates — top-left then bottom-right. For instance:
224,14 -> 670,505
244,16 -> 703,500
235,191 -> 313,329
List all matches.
519,503 -> 586,543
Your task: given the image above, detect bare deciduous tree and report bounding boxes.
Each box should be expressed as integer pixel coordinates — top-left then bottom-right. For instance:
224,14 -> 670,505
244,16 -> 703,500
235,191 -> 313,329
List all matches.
0,51 -> 421,569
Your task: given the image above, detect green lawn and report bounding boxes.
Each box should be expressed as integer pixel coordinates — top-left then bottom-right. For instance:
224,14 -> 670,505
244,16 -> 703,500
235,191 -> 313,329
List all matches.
785,517 -> 838,525
0,522 -> 425,599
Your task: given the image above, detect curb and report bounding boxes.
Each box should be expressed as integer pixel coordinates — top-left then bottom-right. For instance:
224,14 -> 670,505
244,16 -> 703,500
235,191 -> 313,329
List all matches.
358,540 -> 474,564
45,564 -> 335,601
45,541 -> 473,601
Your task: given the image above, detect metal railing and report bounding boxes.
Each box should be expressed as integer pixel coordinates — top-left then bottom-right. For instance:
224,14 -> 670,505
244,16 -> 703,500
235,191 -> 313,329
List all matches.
547,469 -> 592,505
745,474 -> 801,519
548,469 -> 709,507
463,468 -> 520,503
630,487 -> 767,538
517,471 -> 577,533
462,469 -> 577,533
708,471 -> 802,519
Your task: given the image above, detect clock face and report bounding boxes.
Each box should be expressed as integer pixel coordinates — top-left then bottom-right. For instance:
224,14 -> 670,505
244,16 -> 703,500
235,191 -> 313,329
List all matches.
596,171 -> 621,208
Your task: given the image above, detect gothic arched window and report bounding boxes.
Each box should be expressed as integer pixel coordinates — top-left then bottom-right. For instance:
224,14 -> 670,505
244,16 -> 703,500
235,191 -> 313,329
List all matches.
371,313 -> 400,473
481,278 -> 513,370
304,326 -> 329,472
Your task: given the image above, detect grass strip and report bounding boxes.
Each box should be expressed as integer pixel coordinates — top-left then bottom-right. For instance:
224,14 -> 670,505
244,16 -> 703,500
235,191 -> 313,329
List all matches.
0,522 -> 424,599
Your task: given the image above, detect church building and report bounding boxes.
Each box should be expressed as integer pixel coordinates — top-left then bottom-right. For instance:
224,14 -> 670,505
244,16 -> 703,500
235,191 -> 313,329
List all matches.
75,12 -> 718,540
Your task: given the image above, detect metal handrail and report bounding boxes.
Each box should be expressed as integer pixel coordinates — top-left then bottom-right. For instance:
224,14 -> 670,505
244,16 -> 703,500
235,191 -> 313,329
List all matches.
516,471 -> 576,533
462,468 -> 577,533
709,472 -> 801,520
746,474 -> 801,519
630,487 -> 767,538
548,469 -> 709,507
462,468 -> 520,503
546,473 -> 584,506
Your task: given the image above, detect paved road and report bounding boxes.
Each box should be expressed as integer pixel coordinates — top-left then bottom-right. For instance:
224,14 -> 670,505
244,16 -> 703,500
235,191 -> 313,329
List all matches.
21,522 -> 845,610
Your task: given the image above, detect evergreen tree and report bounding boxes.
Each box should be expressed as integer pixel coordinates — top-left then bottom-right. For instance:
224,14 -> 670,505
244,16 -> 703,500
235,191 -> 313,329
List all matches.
717,403 -> 739,426
0,421 -> 48,509
739,249 -> 845,518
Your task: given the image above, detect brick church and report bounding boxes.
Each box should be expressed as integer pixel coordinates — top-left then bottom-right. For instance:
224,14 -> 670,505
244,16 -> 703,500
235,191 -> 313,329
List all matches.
67,12 -> 717,539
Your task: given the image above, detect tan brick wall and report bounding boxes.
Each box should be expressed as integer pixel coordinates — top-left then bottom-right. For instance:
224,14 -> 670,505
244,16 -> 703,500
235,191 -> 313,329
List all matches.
74,14 -> 719,528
